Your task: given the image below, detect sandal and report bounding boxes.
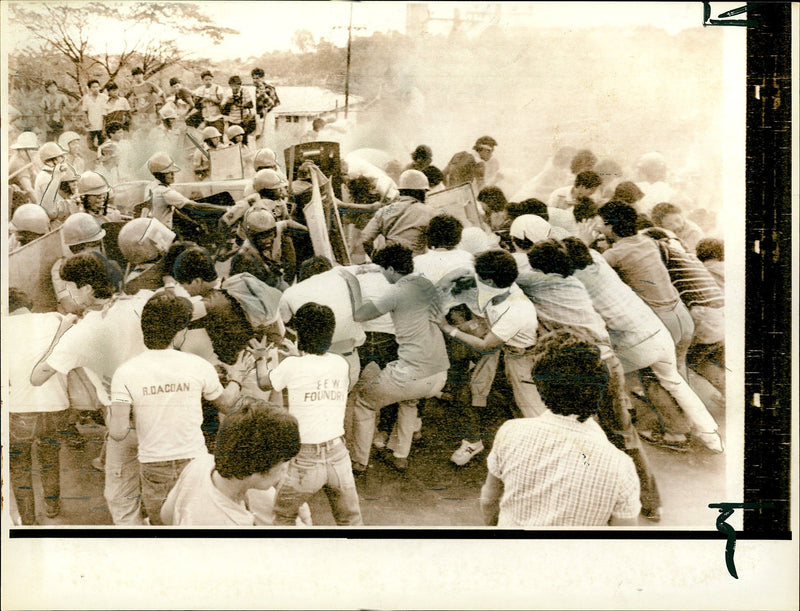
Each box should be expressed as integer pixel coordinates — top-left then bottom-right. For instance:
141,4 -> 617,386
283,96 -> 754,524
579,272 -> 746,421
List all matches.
639,429 -> 691,452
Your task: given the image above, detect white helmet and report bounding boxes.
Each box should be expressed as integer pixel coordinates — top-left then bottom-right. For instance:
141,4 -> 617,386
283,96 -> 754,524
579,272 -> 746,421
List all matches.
58,131 -> 82,149
59,164 -> 81,183
118,217 -> 174,264
12,204 -> 50,235
77,171 -> 111,196
39,141 -> 67,163
147,152 -> 180,174
62,212 -> 106,246
253,169 -> 288,192
226,124 -> 245,140
158,102 -> 178,120
201,126 -> 222,140
253,148 -> 278,170
398,169 -> 429,191
244,208 -> 277,234
11,131 -> 39,150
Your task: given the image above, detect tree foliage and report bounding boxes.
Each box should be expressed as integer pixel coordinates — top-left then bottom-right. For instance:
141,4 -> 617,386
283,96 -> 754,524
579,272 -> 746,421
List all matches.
8,2 -> 238,98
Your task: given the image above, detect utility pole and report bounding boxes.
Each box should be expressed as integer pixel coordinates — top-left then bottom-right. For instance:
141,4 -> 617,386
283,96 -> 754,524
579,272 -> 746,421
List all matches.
335,3 -> 365,119
344,3 -> 353,118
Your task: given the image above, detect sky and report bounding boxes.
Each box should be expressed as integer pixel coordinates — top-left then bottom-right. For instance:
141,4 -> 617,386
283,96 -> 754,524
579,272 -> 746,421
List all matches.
3,1 -> 744,60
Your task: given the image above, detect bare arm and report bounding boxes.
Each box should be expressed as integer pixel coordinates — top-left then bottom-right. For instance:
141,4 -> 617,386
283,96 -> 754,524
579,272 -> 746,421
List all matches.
339,268 -> 384,322
108,401 -> 133,441
438,320 -> 504,354
480,472 -> 504,526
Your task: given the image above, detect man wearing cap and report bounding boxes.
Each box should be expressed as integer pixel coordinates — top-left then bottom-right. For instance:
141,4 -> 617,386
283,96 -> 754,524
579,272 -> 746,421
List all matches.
508,214 -> 570,273
10,131 -> 41,206
222,75 -> 255,145
34,141 -> 68,204
359,169 -> 435,258
230,207 -> 296,289
145,152 -> 227,229
58,131 -> 86,174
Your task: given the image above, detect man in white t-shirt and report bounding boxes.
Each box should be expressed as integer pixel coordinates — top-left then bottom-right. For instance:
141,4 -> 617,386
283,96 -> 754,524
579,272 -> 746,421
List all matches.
7,289 -> 72,524
161,401 -> 302,526
438,249 -> 542,464
278,256 -> 365,389
108,292 -> 244,525
30,253 -> 150,525
253,303 -> 363,526
412,214 -> 474,285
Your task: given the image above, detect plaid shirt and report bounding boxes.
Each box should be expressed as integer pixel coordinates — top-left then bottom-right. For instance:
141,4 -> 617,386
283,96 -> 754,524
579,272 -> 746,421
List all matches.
573,250 -> 665,352
487,412 -> 641,526
515,270 -> 612,358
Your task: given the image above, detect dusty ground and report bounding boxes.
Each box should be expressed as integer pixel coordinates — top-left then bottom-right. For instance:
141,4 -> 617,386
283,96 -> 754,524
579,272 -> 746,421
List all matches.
19,370 -> 726,530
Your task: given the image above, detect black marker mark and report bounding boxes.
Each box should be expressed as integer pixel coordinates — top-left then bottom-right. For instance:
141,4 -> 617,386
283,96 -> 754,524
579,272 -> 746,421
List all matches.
702,2 -> 761,27
709,502 -> 774,578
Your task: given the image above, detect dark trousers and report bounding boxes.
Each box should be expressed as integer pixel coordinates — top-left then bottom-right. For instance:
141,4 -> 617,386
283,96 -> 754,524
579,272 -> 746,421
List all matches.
9,410 -> 71,524
359,332 -> 399,433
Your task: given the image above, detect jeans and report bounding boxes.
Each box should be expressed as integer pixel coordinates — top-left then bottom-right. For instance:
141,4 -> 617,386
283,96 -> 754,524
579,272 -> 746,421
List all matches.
9,410 -> 70,525
349,361 -> 447,465
104,428 -> 144,525
139,458 -> 192,526
273,437 -> 363,526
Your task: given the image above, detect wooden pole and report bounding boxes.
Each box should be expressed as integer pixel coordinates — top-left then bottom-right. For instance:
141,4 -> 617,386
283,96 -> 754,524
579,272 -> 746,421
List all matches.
345,2 -> 353,119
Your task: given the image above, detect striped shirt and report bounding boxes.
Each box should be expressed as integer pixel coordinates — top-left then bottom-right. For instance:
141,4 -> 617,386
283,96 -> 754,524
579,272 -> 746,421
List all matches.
655,238 -> 724,309
572,250 -> 665,352
487,412 -> 641,527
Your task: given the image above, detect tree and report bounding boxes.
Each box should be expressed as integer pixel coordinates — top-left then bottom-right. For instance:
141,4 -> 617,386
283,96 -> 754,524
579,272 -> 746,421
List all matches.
292,29 -> 316,54
8,2 -> 238,98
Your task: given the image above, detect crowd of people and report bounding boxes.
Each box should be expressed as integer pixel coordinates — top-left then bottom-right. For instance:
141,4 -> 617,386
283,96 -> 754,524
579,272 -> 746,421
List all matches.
6,65 -> 727,528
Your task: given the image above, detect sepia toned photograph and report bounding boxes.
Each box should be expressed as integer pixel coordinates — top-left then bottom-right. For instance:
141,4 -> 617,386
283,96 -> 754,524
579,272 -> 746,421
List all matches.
1,1 -> 795,609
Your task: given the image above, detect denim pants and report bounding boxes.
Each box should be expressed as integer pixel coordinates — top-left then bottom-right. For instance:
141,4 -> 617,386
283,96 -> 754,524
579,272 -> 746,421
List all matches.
350,361 -> 447,465
139,458 -> 192,526
9,410 -> 70,525
104,428 -> 144,525
273,437 -> 363,526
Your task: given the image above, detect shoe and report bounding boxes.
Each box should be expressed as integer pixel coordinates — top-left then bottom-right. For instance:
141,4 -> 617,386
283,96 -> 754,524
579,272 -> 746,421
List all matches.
450,439 -> 485,466
372,431 -> 388,450
351,461 -> 367,476
44,499 -> 60,519
91,456 -> 105,472
695,431 -> 725,454
641,506 -> 663,522
639,430 -> 691,453
377,450 -> 408,472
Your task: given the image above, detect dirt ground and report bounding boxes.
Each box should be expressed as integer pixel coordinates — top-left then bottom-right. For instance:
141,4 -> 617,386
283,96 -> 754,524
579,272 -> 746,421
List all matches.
18,368 -> 727,530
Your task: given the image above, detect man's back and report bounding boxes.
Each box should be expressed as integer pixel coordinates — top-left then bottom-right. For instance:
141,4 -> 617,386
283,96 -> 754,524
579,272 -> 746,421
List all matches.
487,413 -> 640,526
373,274 -> 448,377
361,196 -> 434,255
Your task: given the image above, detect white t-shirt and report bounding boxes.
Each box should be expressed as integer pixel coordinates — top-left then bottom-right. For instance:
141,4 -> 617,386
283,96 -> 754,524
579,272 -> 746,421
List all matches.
278,269 -> 366,355
111,349 -> 224,463
346,268 -> 395,335
7,312 -> 70,414
82,92 -> 109,131
412,248 -> 474,285
47,291 -> 154,403
269,353 -> 349,444
483,284 -> 539,349
512,252 -> 532,275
